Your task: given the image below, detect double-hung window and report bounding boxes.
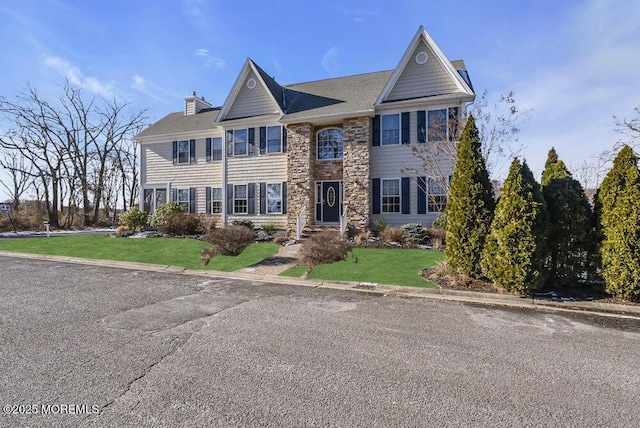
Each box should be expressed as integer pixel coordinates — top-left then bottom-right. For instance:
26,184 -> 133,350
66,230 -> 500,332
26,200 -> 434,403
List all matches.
317,128 -> 343,159
428,179 -> 447,213
230,129 -> 247,156
382,179 -> 401,213
266,183 -> 282,214
234,185 -> 248,214
381,114 -> 400,145
211,187 -> 222,213
176,188 -> 190,212
267,126 -> 282,153
177,140 -> 190,163
428,110 -> 447,142
212,137 -> 222,160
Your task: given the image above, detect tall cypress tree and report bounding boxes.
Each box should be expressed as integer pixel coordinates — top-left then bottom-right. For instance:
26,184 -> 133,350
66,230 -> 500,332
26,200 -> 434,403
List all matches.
445,114 -> 495,278
481,159 -> 548,294
597,145 -> 640,301
541,148 -> 592,287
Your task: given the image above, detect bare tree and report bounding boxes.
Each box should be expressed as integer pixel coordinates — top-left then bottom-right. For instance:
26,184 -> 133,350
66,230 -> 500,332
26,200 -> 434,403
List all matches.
0,149 -> 34,208
614,105 -> 640,148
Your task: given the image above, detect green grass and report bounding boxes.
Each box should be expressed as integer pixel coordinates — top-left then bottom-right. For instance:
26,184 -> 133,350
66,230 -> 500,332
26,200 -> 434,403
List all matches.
280,248 -> 445,288
0,234 -> 279,271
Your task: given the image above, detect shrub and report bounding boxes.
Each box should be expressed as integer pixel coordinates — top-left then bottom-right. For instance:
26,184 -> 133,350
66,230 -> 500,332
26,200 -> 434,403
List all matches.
118,207 -> 148,231
232,219 -> 254,230
149,202 -> 184,227
160,213 -> 202,236
374,217 -> 387,233
300,232 -> 351,268
401,223 -> 429,244
380,226 -> 403,244
427,227 -> 446,250
199,215 -> 217,234
432,213 -> 446,230
114,225 -> 134,237
262,222 -> 277,235
201,225 -> 256,265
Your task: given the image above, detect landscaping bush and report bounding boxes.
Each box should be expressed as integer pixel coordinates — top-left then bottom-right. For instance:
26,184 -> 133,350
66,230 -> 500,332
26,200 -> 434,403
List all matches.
160,212 -> 202,236
401,223 -> 429,244
114,225 -> 134,237
374,217 -> 387,233
300,232 -> 351,269
432,213 -> 446,230
380,226 -> 403,244
118,207 -> 148,231
427,227 -> 446,250
232,219 -> 255,230
200,225 -> 256,265
149,202 -> 183,227
262,222 -> 277,235
199,215 -> 217,234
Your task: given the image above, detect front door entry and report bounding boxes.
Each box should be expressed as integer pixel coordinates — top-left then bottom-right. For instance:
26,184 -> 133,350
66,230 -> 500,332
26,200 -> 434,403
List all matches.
316,181 -> 341,223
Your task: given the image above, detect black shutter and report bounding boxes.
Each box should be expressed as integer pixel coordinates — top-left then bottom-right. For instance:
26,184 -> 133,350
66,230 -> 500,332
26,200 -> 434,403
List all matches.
206,187 -> 212,214
372,178 -> 381,214
171,188 -> 177,202
401,177 -> 410,214
259,182 -> 266,214
206,138 -> 212,162
248,183 -> 255,215
372,115 -> 380,146
189,188 -> 196,213
281,182 -> 287,214
226,184 -> 233,215
417,176 -> 427,214
259,126 -> 266,155
248,128 -> 255,156
226,130 -> 233,157
189,140 -> 196,163
417,111 -> 426,143
282,127 -> 287,153
172,141 -> 178,163
401,112 -> 410,144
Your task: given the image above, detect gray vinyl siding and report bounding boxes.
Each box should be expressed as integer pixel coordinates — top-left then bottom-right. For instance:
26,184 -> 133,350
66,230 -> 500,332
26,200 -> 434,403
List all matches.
142,140 -> 223,214
387,40 -> 458,102
226,153 -> 288,229
226,70 -> 280,120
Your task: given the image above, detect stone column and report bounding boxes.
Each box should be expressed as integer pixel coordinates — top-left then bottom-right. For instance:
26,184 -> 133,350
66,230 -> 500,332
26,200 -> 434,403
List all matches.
286,123 -> 315,235
342,117 -> 371,233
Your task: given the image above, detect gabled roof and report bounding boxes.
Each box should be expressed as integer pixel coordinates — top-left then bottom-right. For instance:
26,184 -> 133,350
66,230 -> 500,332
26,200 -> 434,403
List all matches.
376,26 -> 474,105
135,108 -> 220,140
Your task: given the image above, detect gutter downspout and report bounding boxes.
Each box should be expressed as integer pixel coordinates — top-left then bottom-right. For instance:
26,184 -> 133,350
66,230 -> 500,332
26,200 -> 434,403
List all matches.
221,127 -> 228,227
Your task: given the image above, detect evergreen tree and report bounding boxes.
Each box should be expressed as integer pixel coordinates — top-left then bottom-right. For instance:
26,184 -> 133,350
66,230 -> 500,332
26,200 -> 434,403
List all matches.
541,148 -> 593,287
481,158 -> 548,294
597,145 -> 640,301
445,115 -> 495,278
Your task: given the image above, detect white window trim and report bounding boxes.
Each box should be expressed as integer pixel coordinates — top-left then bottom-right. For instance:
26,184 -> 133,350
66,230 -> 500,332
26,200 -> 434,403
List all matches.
230,129 -> 248,157
177,140 -> 191,164
427,177 -> 448,213
211,137 -> 223,161
266,126 -> 283,154
175,188 -> 191,213
211,187 -> 222,214
266,182 -> 282,214
233,184 -> 248,215
316,128 -> 344,160
381,114 -> 400,146
381,177 -> 401,214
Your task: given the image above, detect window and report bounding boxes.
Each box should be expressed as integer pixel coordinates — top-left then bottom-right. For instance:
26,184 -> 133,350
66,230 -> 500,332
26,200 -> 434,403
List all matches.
211,187 -> 222,214
234,185 -> 248,214
230,129 -> 247,156
381,114 -> 400,145
143,189 -> 153,213
176,188 -> 190,212
428,179 -> 447,213
428,110 -> 447,142
212,137 -> 222,160
266,183 -> 282,214
177,140 -> 191,163
267,126 -> 282,153
382,179 -> 400,213
143,188 -> 166,213
317,128 -> 343,160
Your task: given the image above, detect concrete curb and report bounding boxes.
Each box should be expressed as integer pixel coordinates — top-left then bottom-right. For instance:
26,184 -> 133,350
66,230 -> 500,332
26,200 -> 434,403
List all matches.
2,250 -> 639,319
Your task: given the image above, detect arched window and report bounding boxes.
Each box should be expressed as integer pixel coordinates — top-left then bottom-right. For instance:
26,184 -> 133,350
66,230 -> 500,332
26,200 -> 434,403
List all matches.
317,128 -> 343,160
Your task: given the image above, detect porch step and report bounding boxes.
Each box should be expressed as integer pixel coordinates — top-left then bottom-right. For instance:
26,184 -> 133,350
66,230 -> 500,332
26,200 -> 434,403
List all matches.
300,225 -> 341,240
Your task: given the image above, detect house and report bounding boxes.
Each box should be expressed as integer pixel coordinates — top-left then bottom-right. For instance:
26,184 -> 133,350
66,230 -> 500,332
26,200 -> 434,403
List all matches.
134,26 -> 475,237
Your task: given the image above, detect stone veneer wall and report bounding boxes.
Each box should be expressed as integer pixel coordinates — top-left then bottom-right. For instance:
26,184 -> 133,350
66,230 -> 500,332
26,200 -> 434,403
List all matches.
342,117 -> 371,232
313,160 -> 343,181
286,123 -> 315,234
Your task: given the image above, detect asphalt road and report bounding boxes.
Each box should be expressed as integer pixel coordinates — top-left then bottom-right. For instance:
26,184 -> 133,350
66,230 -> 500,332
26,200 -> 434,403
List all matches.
1,256 -> 639,427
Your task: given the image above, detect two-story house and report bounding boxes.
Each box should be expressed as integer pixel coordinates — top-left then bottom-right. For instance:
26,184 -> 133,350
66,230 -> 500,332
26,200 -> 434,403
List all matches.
134,26 -> 475,237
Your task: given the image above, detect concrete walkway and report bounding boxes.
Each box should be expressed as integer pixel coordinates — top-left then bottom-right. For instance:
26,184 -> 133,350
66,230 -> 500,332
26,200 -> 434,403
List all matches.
1,248 -> 639,320
237,242 -> 302,276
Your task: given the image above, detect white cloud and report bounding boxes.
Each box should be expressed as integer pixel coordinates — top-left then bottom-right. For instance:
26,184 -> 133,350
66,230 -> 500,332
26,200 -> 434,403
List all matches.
43,55 -> 114,96
130,74 -> 173,104
321,46 -> 341,76
182,0 -> 207,29
194,49 -> 225,69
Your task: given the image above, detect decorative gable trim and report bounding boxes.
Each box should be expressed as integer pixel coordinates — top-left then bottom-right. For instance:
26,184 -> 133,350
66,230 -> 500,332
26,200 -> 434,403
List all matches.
217,58 -> 284,123
375,26 -> 474,106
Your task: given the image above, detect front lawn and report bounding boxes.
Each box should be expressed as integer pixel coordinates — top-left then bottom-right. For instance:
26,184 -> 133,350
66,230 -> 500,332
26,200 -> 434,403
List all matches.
0,234 -> 279,271
280,248 -> 445,288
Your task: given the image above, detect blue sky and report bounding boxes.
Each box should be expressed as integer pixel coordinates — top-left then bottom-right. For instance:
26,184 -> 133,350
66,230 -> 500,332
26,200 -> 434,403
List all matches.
1,0 -> 639,201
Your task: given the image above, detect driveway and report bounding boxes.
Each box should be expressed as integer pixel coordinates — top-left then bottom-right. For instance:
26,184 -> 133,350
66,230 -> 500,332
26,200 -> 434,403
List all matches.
1,255 -> 639,427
